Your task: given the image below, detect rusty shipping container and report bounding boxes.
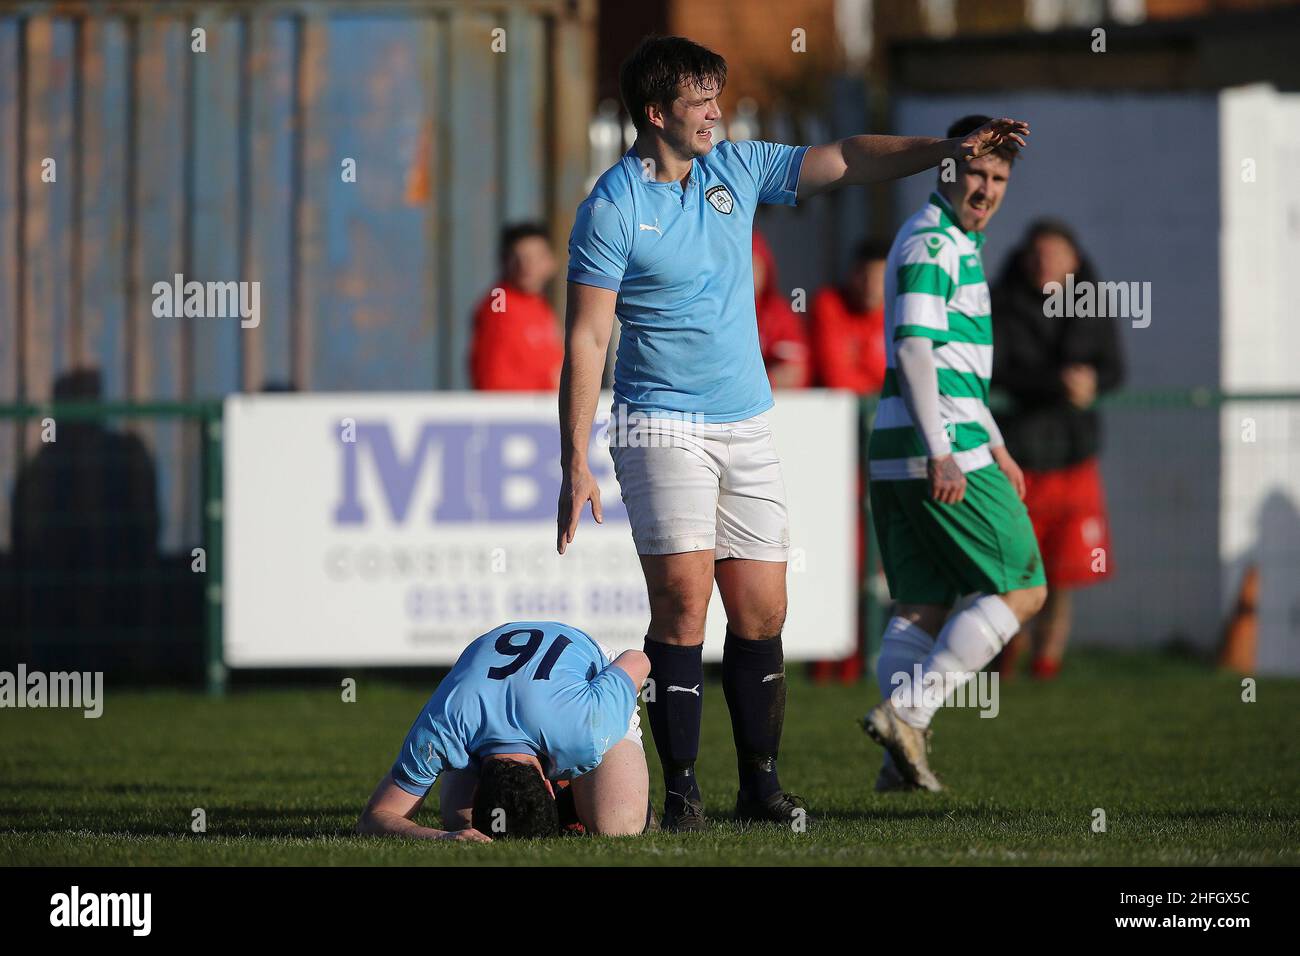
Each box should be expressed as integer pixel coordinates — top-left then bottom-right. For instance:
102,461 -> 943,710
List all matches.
0,0 -> 597,556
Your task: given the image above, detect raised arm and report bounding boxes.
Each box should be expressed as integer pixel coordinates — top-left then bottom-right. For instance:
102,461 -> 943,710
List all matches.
797,118 -> 1028,200
557,281 -> 617,554
355,772 -> 491,842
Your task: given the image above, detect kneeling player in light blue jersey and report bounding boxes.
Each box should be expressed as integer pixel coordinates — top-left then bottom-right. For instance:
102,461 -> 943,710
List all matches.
357,622 -> 651,842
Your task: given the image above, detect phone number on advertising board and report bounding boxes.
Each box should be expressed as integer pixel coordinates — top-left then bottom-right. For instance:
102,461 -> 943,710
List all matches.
405,586 -> 649,620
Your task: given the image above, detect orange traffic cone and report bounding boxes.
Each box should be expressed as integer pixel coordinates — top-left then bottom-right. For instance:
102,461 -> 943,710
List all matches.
1218,564 -> 1258,673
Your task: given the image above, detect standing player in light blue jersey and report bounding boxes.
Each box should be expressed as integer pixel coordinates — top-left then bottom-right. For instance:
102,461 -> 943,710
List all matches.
356,622 -> 651,841
556,35 -> 1028,830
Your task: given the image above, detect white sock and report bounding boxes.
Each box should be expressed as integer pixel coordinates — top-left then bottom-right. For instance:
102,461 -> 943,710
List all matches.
896,594 -> 1021,729
876,617 -> 936,768
877,615 -> 936,705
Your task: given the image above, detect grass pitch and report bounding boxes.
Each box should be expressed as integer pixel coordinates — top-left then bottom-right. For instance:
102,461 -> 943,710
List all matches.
2,650 -> 1297,866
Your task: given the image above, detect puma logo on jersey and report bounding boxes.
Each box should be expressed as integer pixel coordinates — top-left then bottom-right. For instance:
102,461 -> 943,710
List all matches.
638,218 -> 662,235
666,684 -> 701,696
761,672 -> 784,683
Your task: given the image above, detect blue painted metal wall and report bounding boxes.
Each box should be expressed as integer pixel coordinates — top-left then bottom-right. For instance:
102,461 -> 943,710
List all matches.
0,0 -> 595,551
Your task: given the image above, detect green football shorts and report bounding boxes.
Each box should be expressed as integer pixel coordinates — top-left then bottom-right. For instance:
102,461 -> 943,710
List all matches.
869,463 -> 1046,607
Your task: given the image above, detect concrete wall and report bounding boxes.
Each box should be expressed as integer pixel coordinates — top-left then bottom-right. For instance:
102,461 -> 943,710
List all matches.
1218,85 -> 1300,674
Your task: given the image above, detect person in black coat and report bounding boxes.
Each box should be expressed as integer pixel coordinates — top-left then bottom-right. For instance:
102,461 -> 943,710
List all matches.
991,219 -> 1124,679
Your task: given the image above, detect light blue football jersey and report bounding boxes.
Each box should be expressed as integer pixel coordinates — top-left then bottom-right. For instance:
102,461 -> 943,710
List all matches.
389,621 -> 639,797
567,140 -> 808,423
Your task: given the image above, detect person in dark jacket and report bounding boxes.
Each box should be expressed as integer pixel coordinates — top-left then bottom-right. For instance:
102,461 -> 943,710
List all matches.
991,219 -> 1123,679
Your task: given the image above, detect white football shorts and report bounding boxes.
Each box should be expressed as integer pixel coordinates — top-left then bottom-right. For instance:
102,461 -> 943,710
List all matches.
607,408 -> 791,562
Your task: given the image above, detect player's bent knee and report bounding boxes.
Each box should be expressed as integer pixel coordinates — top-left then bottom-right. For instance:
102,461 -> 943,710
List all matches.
1002,585 -> 1048,622
648,584 -> 708,625
758,601 -> 787,636
727,600 -> 786,641
649,607 -> 709,642
896,604 -> 949,638
613,649 -> 652,688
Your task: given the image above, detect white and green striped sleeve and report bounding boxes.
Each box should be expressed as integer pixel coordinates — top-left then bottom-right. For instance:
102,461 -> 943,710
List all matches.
893,230 -> 960,343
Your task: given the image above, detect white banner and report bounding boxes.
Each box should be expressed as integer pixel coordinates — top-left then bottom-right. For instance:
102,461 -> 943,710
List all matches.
223,392 -> 858,666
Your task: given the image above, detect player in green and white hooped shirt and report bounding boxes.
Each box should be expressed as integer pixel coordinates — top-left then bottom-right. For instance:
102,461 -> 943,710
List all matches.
862,115 -> 1047,793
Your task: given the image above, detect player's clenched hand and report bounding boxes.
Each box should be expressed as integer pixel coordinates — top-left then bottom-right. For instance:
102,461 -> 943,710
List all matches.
955,118 -> 1029,162
928,454 -> 967,505
991,445 -> 1026,500
438,828 -> 492,843
557,465 -> 603,554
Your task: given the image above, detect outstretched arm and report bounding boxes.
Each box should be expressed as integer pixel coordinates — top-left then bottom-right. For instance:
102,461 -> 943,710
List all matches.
557,282 -> 617,554
797,118 -> 1029,200
355,772 -> 491,842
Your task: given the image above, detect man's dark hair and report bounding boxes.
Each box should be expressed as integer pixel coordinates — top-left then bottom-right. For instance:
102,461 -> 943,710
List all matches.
852,238 -> 893,265
499,222 -> 550,263
471,759 -> 559,839
619,35 -> 727,133
946,114 -> 1019,165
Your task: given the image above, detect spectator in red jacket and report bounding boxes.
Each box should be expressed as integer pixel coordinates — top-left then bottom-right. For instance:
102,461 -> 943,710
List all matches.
469,223 -> 563,391
809,238 -> 890,394
752,230 -> 811,389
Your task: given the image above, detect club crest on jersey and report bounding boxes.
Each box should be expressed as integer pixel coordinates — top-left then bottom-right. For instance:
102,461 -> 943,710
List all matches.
705,185 -> 734,215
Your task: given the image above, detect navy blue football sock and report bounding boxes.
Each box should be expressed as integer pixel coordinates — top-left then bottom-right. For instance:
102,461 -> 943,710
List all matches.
643,637 -> 704,802
722,629 -> 786,801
